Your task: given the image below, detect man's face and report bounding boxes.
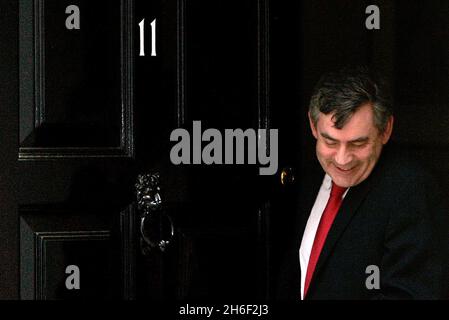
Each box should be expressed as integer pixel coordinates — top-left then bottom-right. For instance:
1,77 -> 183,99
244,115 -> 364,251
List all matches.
309,103 -> 393,188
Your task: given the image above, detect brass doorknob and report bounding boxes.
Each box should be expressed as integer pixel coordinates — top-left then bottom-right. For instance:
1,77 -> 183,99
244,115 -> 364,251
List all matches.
280,167 -> 295,186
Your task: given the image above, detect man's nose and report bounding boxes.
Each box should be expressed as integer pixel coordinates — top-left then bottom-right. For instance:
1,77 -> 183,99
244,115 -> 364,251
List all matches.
334,145 -> 352,167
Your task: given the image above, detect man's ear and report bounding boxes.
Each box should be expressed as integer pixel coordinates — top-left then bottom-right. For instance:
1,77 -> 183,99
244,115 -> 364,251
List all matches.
381,116 -> 394,144
308,111 -> 318,139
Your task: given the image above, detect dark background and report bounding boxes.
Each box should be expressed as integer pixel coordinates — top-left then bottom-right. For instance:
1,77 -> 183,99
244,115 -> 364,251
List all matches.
0,0 -> 447,300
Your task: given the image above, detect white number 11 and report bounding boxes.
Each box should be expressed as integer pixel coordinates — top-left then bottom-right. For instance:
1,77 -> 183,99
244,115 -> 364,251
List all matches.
139,18 -> 156,57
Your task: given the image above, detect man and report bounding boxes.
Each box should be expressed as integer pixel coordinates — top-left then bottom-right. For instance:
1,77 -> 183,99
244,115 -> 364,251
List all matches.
276,66 -> 449,299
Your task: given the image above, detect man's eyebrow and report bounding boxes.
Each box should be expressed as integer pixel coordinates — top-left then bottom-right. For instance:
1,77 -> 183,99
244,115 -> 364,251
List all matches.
321,133 -> 338,141
349,137 -> 369,143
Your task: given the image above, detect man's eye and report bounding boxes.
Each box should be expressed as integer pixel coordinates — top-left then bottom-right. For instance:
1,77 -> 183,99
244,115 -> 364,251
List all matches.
351,142 -> 367,148
325,140 -> 337,146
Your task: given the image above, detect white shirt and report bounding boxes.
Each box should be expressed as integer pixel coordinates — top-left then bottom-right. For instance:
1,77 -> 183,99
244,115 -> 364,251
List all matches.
299,174 -> 349,300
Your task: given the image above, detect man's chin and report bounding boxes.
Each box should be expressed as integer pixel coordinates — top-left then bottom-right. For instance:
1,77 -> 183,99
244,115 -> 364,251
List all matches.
327,172 -> 356,188
332,179 -> 352,188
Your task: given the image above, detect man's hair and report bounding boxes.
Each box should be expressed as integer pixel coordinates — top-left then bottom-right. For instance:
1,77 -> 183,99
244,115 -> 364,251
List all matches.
309,66 -> 393,132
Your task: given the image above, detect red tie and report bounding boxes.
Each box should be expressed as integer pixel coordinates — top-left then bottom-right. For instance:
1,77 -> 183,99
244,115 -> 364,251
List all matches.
304,181 -> 347,298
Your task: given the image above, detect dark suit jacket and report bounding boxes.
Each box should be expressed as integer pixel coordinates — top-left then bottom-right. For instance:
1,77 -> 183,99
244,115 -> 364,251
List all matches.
276,144 -> 449,300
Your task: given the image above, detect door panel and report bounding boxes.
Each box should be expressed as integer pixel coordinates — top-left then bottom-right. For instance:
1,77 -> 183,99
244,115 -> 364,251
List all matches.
17,0 -> 135,300
133,0 -> 270,300
19,0 -> 133,158
20,208 -> 117,300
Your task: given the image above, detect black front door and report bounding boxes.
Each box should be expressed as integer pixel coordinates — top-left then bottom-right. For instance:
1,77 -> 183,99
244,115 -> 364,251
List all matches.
132,0 -> 275,300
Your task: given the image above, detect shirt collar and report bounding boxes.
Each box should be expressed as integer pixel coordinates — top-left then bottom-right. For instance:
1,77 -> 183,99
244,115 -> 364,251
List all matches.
323,174 -> 332,190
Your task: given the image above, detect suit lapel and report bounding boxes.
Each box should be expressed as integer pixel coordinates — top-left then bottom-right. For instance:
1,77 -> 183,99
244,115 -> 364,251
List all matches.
308,174 -> 374,292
